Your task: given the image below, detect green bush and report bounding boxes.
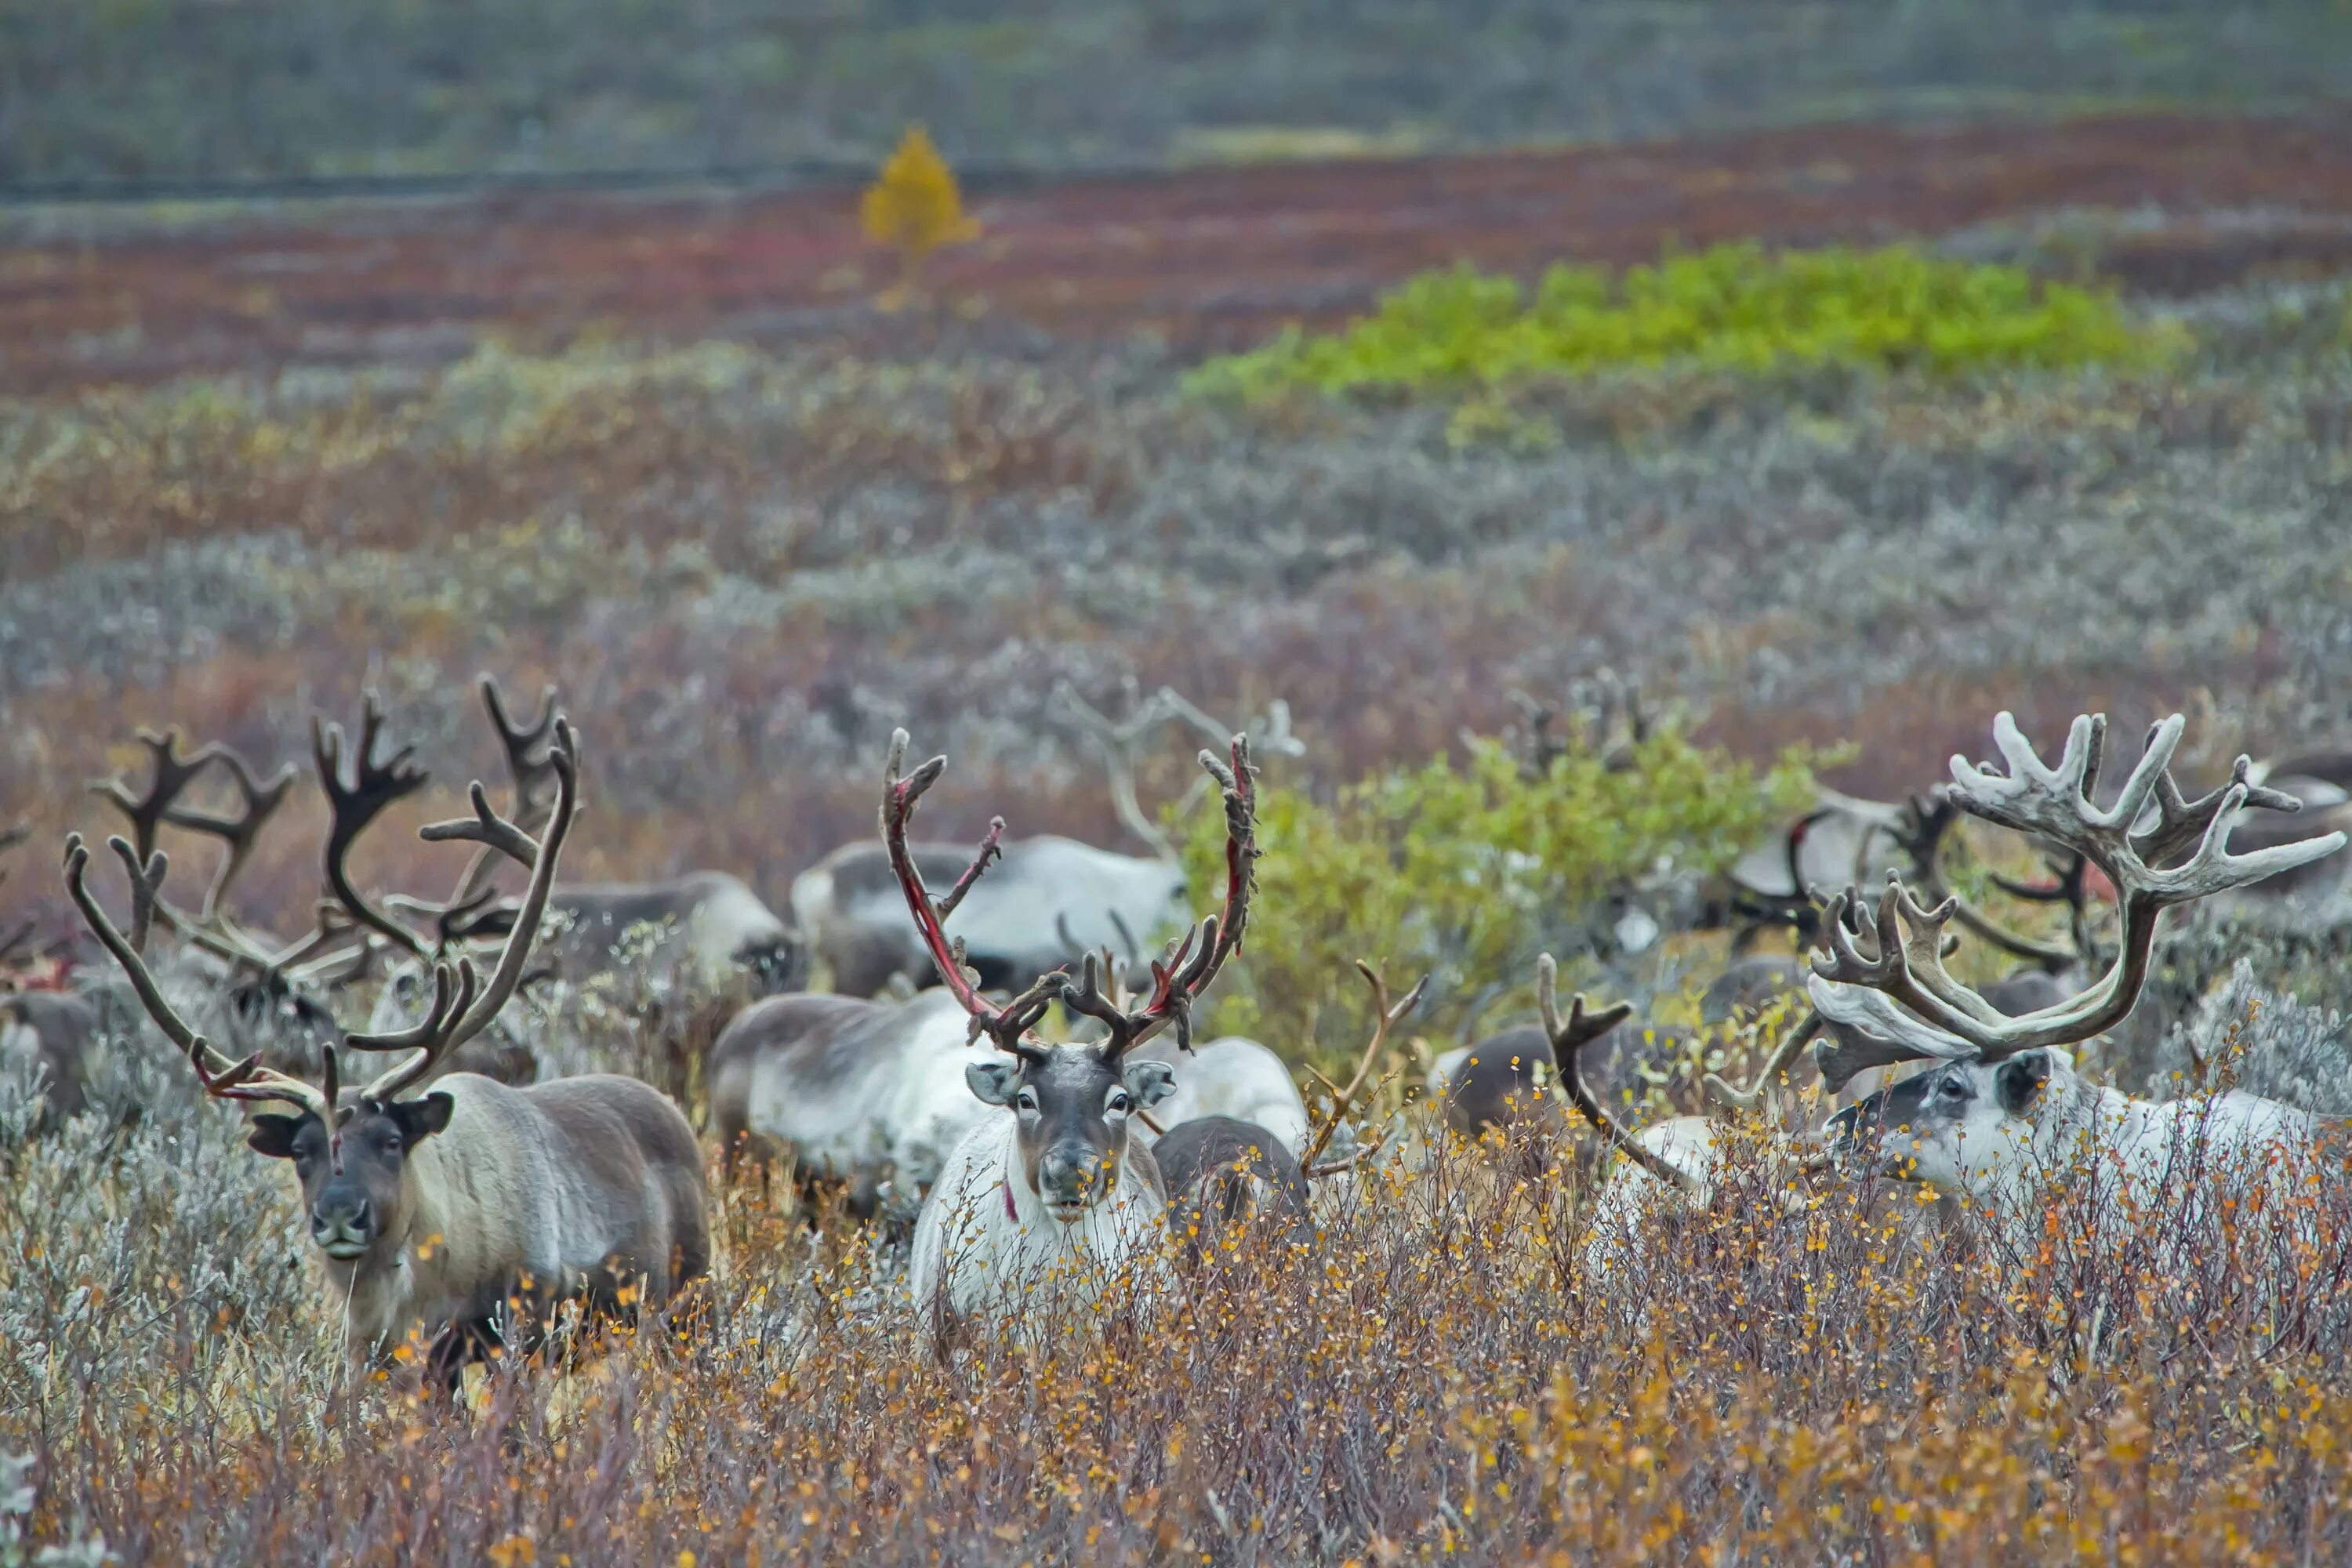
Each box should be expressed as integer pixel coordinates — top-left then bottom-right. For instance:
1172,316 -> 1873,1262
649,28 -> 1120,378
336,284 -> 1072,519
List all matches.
1178,726 -> 1824,1073
1183,243 -> 2181,402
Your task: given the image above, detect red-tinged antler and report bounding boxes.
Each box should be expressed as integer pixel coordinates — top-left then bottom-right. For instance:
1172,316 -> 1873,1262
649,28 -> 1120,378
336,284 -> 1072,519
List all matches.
880,731 -> 1061,1061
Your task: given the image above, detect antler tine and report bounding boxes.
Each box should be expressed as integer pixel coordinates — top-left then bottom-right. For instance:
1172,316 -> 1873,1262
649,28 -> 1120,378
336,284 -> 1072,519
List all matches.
63,833 -> 330,1120
479,673 -> 562,814
879,728 -> 1047,1060
1060,949 -> 1140,1057
311,693 -> 432,960
2136,745 -> 2307,869
104,833 -> 167,956
419,780 -> 543,870
1153,685 -> 1307,761
360,719 -> 584,1102
158,745 -> 299,923
1298,957 -> 1427,1169
1534,953 -> 1693,1194
345,958 -> 478,1058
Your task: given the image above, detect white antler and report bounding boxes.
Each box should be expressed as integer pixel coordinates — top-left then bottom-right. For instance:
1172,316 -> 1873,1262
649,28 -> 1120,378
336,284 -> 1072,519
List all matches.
1809,710 -> 2347,1069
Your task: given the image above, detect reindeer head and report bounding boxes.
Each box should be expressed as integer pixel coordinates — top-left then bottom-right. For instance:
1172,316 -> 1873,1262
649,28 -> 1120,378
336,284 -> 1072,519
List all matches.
1825,1050 -> 2067,1196
248,1076 -> 456,1261
880,724 -> 1259,1224
967,1036 -> 1176,1220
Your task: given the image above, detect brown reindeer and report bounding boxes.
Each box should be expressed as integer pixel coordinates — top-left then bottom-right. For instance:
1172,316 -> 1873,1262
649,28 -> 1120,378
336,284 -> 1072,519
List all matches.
64,715 -> 708,1395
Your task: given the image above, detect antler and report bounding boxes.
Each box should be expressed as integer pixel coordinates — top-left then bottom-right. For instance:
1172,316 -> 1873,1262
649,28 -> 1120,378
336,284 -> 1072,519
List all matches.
311,693 -> 434,961
344,719 -> 583,1102
1808,711 -> 2346,1068
157,745 -> 300,924
1052,678 -> 1185,859
880,731 -> 1062,1062
62,833 -> 332,1123
1055,738 -> 1259,1061
90,729 -> 231,866
441,674 -> 564,909
480,674 -> 563,828
1298,958 -> 1427,1170
1535,953 -> 1697,1194
1700,998 -> 1828,1116
1152,687 -> 1306,762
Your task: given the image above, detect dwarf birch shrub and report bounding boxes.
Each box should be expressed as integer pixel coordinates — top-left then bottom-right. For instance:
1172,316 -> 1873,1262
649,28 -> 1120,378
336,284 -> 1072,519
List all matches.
1185,243 -> 2183,403
1177,726 -> 1820,1068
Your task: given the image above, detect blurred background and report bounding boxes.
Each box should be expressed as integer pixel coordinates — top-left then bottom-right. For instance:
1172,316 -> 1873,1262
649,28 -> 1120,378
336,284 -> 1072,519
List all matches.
4,0 -> 2352,1013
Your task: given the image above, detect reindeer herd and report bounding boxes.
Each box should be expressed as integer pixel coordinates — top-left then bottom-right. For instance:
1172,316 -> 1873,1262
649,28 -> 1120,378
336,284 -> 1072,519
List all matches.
3,674 -> 2350,1401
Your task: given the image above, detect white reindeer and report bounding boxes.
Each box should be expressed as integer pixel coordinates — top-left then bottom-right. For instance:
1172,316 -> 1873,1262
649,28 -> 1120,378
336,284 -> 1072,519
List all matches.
876,728 -> 1261,1334
1813,710 -> 2348,1250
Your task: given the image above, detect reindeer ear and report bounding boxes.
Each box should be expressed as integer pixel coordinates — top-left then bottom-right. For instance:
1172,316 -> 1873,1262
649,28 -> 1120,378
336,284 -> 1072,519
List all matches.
1121,1058 -> 1178,1110
1996,1051 -> 2053,1116
967,1060 -> 1022,1107
247,1113 -> 307,1160
390,1092 -> 456,1145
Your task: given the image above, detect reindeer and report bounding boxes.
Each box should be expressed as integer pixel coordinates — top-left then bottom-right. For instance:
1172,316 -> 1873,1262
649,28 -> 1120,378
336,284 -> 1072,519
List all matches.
791,683 -> 1296,997
2221,745 -> 2352,908
1814,710 -> 2347,1252
1130,1033 -> 1311,1155
902,726 -> 1259,1331
706,985 -> 1014,1220
63,715 -> 709,1393
1510,950 -> 1845,1285
1152,959 -> 1423,1250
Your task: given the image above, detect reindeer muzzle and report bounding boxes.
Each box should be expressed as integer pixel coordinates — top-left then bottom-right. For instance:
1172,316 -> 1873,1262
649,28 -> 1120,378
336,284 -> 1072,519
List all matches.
310,1198 -> 375,1258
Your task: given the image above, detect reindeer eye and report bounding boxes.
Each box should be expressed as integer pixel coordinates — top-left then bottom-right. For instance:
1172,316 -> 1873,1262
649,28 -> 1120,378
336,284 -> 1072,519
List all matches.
1106,1089 -> 1132,1116
1015,1088 -> 1040,1113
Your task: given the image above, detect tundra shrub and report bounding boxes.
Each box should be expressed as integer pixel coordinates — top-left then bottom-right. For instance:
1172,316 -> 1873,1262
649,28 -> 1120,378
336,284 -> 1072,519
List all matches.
1178,726 -> 1820,1067
1185,243 -> 2179,401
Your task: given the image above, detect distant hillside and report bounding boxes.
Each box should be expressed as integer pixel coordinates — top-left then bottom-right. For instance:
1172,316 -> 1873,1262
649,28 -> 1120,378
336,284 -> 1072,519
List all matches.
7,0 -> 2352,190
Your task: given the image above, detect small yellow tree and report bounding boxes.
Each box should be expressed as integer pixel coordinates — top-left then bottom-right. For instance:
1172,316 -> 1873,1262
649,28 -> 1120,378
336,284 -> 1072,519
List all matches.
860,125 -> 978,299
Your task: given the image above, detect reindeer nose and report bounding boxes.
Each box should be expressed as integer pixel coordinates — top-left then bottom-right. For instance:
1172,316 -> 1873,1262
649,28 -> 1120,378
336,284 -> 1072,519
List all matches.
1038,1149 -> 1106,1205
311,1195 -> 372,1243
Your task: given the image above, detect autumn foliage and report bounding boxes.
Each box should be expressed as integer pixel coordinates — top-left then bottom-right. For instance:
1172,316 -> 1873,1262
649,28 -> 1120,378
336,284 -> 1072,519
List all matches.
861,125 -> 980,292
